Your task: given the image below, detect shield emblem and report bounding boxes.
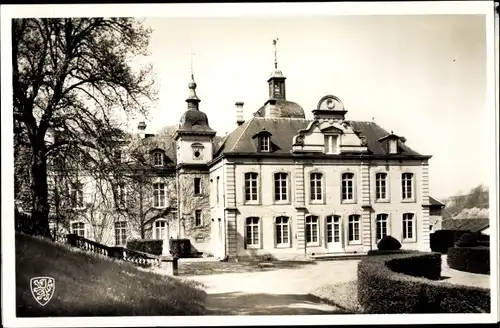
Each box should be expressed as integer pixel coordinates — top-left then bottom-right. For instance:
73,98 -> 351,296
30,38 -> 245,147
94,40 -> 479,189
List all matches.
30,277 -> 55,306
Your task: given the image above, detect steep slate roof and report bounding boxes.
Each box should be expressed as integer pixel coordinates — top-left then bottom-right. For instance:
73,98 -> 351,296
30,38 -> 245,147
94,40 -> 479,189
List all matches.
429,196 -> 445,207
215,118 -> 423,156
441,218 -> 489,232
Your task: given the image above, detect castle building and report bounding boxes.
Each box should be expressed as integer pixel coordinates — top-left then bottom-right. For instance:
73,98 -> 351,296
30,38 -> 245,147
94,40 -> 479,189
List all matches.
50,48 -> 436,260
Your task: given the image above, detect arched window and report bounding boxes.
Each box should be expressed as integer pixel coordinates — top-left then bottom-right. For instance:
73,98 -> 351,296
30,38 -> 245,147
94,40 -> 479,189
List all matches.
402,173 -> 414,200
305,215 -> 319,246
244,172 -> 259,202
274,172 -> 288,202
310,172 -> 323,201
342,173 -> 355,201
71,222 -> 86,237
403,213 -> 415,241
375,172 -> 388,200
376,214 -> 389,241
348,215 -> 361,243
275,216 -> 290,246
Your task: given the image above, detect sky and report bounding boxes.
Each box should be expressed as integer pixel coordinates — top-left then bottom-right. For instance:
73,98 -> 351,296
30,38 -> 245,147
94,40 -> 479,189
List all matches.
133,14 -> 491,200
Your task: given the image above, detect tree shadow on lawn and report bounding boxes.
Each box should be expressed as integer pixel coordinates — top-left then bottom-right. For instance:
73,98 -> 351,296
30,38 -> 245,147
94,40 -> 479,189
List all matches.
179,260 -> 317,276
206,292 -> 354,315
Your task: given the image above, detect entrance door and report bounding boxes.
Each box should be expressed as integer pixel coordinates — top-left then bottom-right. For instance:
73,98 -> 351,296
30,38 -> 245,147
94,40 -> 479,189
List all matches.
326,215 -> 343,252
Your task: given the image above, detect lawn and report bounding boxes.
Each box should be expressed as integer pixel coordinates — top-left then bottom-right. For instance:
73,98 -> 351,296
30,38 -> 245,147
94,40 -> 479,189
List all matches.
15,232 -> 207,316
178,259 -> 317,276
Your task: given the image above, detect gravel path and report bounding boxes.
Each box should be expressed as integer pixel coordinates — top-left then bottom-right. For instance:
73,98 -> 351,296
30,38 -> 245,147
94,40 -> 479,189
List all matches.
186,260 -> 360,315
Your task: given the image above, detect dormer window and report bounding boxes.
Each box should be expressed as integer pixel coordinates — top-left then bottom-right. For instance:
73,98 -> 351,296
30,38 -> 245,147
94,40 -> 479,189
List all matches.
324,135 -> 339,154
260,135 -> 270,152
153,151 -> 164,167
389,139 -> 397,154
378,132 -> 401,155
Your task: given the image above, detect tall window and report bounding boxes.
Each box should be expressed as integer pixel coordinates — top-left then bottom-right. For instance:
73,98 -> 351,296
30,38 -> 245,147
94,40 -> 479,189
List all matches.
375,172 -> 387,200
246,217 -> 260,247
216,176 -> 220,204
306,216 -> 319,245
310,173 -> 323,201
324,135 -> 339,154
402,173 -> 413,200
244,173 -> 258,202
274,173 -> 288,201
194,177 -> 201,195
71,222 -> 85,237
403,213 -> 415,240
326,215 -> 341,243
195,210 -> 202,227
154,220 -> 167,240
114,221 -> 127,246
70,184 -> 84,209
153,183 -> 166,208
260,135 -> 270,152
153,151 -> 164,167
275,216 -> 290,246
116,184 -> 127,208
342,173 -> 355,201
348,215 -> 360,243
376,214 -> 389,241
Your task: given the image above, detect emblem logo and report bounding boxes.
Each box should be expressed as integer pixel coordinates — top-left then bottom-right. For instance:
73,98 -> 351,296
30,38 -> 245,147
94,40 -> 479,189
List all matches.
30,277 -> 55,306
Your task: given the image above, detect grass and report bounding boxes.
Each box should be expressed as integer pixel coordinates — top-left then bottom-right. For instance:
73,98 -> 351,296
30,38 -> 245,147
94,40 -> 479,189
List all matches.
16,232 -> 207,316
310,280 -> 365,314
178,259 -> 317,276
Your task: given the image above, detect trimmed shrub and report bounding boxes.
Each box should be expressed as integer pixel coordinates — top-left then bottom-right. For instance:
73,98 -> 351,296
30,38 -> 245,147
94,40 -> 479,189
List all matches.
430,230 -> 470,253
367,249 -> 416,256
447,246 -> 490,274
455,233 -> 479,247
169,239 -> 191,258
377,235 -> 402,251
357,252 -> 490,313
126,239 -> 163,256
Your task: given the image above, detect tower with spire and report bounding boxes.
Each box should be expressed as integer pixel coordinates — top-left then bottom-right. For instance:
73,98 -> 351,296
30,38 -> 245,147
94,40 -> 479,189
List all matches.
174,55 -> 216,165
268,38 -> 286,100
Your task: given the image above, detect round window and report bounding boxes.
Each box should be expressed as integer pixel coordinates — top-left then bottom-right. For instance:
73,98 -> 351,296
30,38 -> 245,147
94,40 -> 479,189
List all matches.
194,150 -> 201,158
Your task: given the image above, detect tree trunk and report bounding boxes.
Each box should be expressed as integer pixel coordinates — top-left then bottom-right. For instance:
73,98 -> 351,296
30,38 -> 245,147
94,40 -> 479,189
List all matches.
30,142 -> 51,237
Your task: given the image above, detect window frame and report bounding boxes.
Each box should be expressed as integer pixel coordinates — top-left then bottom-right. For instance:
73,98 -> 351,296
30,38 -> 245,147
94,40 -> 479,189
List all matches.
347,214 -> 361,245
305,215 -> 320,247
324,134 -> 340,154
244,172 -> 259,204
70,183 -> 85,210
194,177 -> 202,195
341,172 -> 356,204
309,172 -> 324,204
245,217 -> 261,249
374,172 -> 389,203
375,213 -> 390,242
114,221 -> 128,246
275,216 -> 291,248
153,151 -> 164,167
194,210 -> 203,227
154,219 -> 167,240
153,182 -> 167,208
259,135 -> 270,152
401,172 -> 415,202
402,212 -> 417,243
71,221 -> 86,237
273,172 -> 290,204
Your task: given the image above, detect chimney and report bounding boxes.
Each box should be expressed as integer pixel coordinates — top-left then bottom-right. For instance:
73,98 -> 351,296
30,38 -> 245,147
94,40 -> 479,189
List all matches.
137,121 -> 147,138
235,102 -> 245,126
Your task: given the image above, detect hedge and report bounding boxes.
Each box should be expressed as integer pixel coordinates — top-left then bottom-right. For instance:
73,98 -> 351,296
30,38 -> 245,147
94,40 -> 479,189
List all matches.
367,249 -> 417,256
447,246 -> 490,275
430,230 -> 470,253
126,239 -> 163,256
358,252 -> 490,313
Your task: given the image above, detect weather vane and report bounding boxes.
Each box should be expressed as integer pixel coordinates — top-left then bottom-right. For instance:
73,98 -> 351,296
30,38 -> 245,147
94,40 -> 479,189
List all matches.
190,49 -> 195,76
273,38 -> 279,69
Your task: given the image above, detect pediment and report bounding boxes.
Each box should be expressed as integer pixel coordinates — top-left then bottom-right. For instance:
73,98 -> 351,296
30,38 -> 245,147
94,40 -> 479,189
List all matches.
320,125 -> 344,134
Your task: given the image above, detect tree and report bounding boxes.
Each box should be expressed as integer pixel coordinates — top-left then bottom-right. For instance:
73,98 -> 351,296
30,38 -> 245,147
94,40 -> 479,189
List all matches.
12,18 -> 157,237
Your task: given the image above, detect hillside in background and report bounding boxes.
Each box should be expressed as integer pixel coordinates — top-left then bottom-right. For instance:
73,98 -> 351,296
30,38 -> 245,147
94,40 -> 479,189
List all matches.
16,232 -> 206,316
441,184 -> 489,219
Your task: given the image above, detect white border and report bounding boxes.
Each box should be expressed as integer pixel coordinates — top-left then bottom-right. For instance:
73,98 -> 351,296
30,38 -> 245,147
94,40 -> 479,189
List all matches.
1,1 -> 498,327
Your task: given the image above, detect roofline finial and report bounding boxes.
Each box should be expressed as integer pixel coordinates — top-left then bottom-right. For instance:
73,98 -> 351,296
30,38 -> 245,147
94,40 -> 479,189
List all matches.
190,49 -> 195,77
273,38 -> 279,69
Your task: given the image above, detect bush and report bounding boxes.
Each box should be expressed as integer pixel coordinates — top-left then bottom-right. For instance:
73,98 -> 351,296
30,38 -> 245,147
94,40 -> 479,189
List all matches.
357,252 -> 490,313
169,239 -> 191,258
455,233 -> 479,247
447,246 -> 490,274
126,239 -> 163,256
367,249 -> 416,256
377,235 -> 402,251
430,230 -> 470,253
